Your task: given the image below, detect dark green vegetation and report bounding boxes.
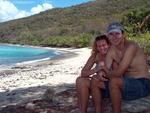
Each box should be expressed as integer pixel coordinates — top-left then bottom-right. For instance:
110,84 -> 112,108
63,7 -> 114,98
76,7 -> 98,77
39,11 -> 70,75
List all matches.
121,7 -> 150,55
0,0 -> 149,54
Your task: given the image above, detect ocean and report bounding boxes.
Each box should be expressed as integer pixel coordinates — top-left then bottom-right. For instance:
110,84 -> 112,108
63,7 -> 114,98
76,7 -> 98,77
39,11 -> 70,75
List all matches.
0,44 -> 60,65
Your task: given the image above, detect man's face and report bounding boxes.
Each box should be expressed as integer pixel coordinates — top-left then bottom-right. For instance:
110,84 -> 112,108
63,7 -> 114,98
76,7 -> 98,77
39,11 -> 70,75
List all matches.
96,40 -> 109,55
108,31 -> 123,46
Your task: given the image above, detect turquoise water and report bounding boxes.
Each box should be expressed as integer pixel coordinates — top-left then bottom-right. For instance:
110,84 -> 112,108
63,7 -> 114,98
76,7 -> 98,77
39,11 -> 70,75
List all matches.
0,44 -> 60,65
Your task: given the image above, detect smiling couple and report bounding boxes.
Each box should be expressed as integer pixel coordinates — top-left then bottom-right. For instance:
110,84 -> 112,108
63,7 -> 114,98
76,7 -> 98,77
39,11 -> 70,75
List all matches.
76,22 -> 150,113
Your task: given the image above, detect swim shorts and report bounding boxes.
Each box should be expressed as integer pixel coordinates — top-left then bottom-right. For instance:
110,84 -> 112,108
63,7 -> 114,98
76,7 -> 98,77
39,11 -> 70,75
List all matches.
101,76 -> 150,100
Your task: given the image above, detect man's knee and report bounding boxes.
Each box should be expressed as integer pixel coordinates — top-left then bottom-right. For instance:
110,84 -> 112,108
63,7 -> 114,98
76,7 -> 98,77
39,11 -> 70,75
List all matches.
76,77 -> 90,88
109,77 -> 123,89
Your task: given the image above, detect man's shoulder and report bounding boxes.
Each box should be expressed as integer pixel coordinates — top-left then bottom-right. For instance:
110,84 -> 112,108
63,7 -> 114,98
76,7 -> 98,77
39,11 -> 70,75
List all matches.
124,41 -> 140,52
126,40 -> 139,48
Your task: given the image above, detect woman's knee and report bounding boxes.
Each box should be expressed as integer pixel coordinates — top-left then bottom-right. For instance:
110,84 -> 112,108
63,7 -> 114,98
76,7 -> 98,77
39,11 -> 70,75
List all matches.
76,77 -> 90,88
91,76 -> 104,89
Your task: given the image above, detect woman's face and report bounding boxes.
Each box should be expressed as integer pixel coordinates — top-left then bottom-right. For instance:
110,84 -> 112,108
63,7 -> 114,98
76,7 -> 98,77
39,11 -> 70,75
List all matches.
108,32 -> 123,46
96,39 -> 109,55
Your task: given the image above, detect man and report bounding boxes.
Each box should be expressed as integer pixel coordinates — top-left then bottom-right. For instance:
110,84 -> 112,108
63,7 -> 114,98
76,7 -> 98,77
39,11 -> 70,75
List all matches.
91,22 -> 150,113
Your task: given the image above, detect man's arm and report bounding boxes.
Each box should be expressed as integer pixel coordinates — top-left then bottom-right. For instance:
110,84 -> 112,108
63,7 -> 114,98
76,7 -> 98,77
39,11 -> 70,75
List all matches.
105,47 -> 115,71
108,44 -> 137,78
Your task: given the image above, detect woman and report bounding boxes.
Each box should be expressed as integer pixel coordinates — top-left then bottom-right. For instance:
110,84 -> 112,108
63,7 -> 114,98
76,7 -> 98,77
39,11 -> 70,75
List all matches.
76,34 -> 110,113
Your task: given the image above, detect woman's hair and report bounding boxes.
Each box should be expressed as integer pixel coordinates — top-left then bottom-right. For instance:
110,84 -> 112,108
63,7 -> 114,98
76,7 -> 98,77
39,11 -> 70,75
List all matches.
92,34 -> 110,56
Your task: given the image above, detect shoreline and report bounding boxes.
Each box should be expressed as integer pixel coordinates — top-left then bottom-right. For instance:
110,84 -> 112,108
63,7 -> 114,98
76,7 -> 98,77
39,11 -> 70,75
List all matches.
0,47 -> 91,108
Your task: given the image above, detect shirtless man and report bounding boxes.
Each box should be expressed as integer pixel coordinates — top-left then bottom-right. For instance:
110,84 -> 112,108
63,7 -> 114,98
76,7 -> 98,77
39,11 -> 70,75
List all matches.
91,22 -> 150,113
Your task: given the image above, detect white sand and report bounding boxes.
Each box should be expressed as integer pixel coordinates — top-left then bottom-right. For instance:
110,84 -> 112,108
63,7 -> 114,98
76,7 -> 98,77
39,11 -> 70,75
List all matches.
0,47 -> 91,107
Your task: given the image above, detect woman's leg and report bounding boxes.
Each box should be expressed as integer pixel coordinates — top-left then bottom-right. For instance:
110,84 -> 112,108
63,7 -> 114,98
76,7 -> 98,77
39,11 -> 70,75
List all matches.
91,76 -> 106,113
76,77 -> 91,113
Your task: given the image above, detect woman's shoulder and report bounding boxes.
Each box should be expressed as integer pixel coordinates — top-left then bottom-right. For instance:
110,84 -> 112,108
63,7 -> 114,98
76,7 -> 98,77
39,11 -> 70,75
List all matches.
91,53 -> 100,64
88,54 -> 97,62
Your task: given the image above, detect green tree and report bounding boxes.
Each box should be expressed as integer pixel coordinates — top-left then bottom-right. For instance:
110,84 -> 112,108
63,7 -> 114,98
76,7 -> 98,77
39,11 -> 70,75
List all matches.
122,8 -> 150,35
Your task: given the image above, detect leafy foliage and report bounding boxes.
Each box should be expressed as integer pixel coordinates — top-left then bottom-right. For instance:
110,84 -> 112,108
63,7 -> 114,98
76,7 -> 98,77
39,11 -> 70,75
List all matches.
121,8 -> 150,55
122,8 -> 150,35
35,33 -> 93,48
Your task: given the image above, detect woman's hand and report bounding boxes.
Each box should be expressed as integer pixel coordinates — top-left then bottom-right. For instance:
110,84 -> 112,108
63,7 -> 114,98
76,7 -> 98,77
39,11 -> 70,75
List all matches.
93,71 -> 108,81
100,65 -> 109,74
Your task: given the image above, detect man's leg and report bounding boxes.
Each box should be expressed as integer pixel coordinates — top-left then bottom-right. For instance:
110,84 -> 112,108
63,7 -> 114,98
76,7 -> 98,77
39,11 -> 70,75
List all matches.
109,78 -> 123,113
91,77 -> 106,113
122,77 -> 150,100
76,77 -> 91,113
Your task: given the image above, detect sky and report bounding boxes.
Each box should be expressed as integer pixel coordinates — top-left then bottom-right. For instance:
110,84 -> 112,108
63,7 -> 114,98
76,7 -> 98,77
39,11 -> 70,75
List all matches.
0,0 -> 94,23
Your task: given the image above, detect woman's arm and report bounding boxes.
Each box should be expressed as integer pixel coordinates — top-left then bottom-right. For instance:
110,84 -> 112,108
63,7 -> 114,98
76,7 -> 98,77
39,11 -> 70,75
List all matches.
81,54 -> 98,77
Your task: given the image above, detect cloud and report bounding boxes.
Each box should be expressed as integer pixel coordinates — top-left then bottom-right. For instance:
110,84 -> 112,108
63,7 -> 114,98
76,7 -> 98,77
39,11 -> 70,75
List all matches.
0,0 -> 53,22
14,11 -> 30,19
31,3 -> 53,14
0,0 -> 20,22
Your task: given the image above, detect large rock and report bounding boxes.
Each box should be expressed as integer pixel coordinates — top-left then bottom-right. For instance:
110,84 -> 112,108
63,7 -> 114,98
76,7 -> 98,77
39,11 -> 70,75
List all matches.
0,85 -> 150,113
122,95 -> 150,112
44,86 -> 150,113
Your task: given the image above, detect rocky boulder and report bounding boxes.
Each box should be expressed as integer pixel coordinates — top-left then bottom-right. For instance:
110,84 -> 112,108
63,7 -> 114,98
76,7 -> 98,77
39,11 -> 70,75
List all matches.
0,85 -> 150,113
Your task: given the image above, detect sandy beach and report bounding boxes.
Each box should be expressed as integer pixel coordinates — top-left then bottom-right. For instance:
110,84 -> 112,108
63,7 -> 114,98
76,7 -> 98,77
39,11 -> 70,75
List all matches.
0,47 -> 91,108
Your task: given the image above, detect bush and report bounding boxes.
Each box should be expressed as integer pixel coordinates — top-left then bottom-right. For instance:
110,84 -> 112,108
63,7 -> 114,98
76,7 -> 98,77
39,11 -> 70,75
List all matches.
40,33 -> 93,48
122,8 -> 150,35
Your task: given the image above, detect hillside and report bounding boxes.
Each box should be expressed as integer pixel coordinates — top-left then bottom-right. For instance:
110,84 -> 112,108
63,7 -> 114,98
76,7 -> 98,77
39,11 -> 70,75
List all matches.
0,0 -> 149,45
